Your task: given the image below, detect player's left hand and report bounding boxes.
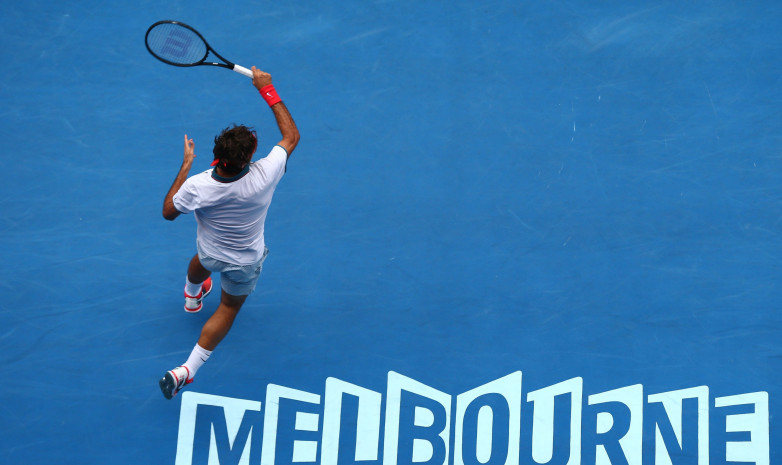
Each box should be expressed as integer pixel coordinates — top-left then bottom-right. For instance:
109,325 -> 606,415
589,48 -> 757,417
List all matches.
183,134 -> 196,164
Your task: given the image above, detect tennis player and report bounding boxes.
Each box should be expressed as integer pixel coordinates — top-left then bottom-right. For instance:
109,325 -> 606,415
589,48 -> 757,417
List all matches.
159,66 -> 299,399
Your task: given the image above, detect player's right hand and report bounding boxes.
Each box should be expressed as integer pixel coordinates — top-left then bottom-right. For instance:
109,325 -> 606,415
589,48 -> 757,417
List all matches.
251,66 -> 272,90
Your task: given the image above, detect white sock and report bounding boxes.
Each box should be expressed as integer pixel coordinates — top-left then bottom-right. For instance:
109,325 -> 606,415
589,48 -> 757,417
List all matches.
182,344 -> 212,379
184,277 -> 202,297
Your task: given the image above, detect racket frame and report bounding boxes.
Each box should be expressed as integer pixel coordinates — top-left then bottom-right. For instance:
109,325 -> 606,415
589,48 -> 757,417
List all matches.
144,20 -> 252,77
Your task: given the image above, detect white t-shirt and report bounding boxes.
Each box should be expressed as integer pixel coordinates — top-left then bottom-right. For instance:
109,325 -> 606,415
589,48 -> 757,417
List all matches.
173,145 -> 288,265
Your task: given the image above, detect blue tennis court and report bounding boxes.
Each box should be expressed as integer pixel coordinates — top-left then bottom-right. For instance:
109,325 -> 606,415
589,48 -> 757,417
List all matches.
1,1 -> 779,463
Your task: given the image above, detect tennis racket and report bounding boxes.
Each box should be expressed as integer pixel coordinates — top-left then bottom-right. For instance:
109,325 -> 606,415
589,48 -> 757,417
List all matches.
145,20 -> 252,78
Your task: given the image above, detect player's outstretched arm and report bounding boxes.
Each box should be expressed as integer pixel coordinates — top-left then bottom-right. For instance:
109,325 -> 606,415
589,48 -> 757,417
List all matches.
162,135 -> 195,220
251,66 -> 299,157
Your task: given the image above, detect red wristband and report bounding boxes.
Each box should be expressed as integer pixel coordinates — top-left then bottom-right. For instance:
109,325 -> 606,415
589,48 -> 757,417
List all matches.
259,84 -> 282,107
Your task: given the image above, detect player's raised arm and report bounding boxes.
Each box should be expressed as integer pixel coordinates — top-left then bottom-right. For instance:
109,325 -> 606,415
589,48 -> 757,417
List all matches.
162,135 -> 196,221
251,66 -> 299,156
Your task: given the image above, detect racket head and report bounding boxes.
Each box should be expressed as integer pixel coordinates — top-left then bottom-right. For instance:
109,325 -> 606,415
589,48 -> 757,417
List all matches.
145,20 -> 209,66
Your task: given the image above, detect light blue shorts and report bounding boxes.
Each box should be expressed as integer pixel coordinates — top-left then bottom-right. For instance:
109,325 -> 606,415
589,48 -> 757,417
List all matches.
197,242 -> 269,296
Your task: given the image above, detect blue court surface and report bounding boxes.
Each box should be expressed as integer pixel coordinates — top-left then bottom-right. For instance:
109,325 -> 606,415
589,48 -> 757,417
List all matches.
1,1 -> 780,464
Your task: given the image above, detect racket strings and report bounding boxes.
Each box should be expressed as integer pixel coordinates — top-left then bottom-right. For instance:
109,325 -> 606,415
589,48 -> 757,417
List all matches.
146,23 -> 208,65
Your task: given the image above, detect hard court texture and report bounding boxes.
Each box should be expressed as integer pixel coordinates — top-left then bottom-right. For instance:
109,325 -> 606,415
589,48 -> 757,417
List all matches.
0,1 -> 779,464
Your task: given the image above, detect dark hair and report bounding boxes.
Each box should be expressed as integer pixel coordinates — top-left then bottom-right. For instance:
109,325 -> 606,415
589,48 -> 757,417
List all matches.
212,125 -> 257,175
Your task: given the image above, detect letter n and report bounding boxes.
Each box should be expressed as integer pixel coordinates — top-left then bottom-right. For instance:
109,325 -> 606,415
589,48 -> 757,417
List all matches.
646,386 -> 709,465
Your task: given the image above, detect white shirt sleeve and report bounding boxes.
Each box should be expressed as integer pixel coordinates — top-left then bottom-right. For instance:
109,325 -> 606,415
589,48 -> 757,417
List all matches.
172,178 -> 200,214
261,145 -> 288,184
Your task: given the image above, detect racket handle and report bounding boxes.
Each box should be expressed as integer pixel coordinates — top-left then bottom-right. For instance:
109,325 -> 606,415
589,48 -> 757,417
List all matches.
233,64 -> 253,78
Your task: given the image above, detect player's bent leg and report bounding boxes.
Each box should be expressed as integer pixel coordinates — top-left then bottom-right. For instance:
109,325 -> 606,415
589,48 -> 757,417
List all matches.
187,254 -> 211,283
184,254 -> 214,312
161,259 -> 260,398
160,291 -> 247,398
197,290 -> 248,351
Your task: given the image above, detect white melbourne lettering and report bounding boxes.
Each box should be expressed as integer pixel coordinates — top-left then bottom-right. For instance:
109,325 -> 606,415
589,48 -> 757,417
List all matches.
175,371 -> 771,465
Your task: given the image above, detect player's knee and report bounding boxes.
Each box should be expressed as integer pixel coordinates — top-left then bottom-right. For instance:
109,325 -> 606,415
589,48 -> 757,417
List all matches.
220,290 -> 247,310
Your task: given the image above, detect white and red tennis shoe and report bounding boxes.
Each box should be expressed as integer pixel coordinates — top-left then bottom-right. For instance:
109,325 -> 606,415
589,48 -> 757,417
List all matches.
184,277 -> 213,313
159,366 -> 193,399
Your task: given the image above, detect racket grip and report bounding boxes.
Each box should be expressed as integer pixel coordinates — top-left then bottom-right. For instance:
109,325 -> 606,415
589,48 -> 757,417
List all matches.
233,64 -> 253,78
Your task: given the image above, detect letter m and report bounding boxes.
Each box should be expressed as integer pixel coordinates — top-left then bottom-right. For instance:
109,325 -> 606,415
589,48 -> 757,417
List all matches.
176,391 -> 263,465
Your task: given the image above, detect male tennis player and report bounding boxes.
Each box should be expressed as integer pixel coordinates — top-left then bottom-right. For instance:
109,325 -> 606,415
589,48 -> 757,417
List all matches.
158,66 -> 299,399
